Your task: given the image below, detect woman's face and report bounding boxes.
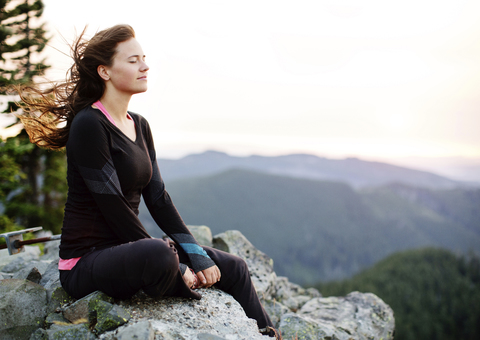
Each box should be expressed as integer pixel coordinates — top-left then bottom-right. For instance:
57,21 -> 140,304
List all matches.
104,38 -> 149,96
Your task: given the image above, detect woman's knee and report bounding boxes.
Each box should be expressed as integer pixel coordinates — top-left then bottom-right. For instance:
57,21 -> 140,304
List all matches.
206,248 -> 250,279
129,238 -> 179,272
230,255 -> 250,278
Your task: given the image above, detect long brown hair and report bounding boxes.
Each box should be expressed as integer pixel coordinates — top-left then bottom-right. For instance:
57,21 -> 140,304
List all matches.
14,24 -> 136,149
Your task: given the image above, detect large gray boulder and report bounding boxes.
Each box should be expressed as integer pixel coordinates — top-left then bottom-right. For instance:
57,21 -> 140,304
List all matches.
105,288 -> 267,340
272,276 -> 321,311
279,291 -> 395,340
188,225 -> 214,247
0,279 -> 47,340
114,320 -> 155,340
213,230 -> 277,298
40,239 -> 61,262
38,258 -> 73,314
0,246 -> 41,272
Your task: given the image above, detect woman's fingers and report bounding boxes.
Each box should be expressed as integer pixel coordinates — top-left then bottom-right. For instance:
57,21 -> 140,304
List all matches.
197,271 -> 207,286
195,266 -> 221,288
182,267 -> 198,288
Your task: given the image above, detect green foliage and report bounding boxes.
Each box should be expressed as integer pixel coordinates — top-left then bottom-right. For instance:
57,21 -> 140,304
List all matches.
0,135 -> 30,232
0,0 -> 66,235
0,131 -> 67,234
315,248 -> 480,340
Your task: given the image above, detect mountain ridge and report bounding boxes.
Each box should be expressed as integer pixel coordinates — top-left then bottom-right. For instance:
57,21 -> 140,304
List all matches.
158,150 -> 475,189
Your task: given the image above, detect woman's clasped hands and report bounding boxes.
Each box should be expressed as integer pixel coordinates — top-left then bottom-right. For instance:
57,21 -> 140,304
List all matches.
183,265 -> 221,289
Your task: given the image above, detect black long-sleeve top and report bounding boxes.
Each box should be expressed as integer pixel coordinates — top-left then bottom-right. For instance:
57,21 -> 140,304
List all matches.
59,106 -> 215,273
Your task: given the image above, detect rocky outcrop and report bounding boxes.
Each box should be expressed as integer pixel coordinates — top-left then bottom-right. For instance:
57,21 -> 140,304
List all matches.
279,292 -> 395,340
0,227 -> 395,339
0,279 -> 47,340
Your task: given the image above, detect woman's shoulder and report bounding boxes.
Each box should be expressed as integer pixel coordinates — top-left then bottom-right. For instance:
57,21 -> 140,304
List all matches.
70,106 -> 106,136
73,105 -> 103,124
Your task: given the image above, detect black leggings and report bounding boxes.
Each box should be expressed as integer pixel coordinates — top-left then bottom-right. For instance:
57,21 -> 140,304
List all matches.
60,238 -> 273,330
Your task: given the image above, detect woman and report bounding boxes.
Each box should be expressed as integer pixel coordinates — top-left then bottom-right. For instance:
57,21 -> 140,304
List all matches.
17,24 -> 280,338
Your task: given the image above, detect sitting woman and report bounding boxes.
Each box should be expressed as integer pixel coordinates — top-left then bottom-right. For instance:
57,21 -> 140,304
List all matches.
16,24 -> 280,339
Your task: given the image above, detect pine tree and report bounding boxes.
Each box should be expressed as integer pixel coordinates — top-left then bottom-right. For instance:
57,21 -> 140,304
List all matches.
0,0 -> 67,235
0,0 -> 49,87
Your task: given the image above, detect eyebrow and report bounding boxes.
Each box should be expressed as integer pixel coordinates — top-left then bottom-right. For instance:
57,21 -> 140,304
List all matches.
127,54 -> 146,59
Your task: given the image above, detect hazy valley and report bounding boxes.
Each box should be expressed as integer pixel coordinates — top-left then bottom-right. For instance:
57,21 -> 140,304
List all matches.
139,151 -> 480,285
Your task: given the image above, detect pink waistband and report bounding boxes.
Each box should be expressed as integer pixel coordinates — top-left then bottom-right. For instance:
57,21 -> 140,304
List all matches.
58,257 -> 81,270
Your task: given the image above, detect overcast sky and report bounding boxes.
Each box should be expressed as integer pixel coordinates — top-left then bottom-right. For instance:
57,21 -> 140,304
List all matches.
2,0 -> 480,169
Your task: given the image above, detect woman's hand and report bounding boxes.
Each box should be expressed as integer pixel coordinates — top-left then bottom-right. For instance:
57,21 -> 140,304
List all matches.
182,267 -> 198,289
196,265 -> 221,288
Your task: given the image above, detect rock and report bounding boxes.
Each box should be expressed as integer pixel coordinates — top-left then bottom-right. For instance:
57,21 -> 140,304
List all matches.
38,258 -> 70,313
45,312 -> 69,328
262,300 -> 290,329
279,313 -> 336,340
62,290 -> 130,335
188,225 -> 213,247
38,259 -> 59,288
63,290 -> 113,324
12,266 -> 42,284
46,323 -> 96,339
40,240 -> 60,262
0,272 -> 12,279
36,257 -> 72,314
0,279 -> 47,340
279,291 -> 395,340
113,320 -> 155,340
272,276 -> 321,312
46,286 -> 74,315
28,328 -> 47,340
0,228 -> 396,340
9,260 -> 50,276
213,230 -> 277,298
0,246 -> 41,272
108,289 -> 267,340
93,300 -> 131,334
197,334 -> 227,340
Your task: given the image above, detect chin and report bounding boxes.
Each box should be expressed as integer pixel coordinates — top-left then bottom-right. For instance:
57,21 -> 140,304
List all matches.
134,87 -> 148,94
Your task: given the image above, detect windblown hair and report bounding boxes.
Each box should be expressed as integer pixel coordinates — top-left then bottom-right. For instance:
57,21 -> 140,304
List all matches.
14,24 -> 136,149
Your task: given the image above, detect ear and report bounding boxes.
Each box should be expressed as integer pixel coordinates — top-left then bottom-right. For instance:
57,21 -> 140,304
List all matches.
97,65 -> 110,81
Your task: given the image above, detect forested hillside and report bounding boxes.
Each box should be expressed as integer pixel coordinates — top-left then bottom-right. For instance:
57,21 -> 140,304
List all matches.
315,248 -> 480,340
139,169 -> 480,285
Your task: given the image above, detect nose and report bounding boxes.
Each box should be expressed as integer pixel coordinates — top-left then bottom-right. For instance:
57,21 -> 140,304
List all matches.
141,60 -> 149,72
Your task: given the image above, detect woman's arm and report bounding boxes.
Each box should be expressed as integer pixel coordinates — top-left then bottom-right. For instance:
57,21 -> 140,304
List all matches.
140,118 -> 218,277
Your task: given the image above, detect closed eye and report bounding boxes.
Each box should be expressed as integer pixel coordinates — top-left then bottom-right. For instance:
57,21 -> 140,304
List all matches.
128,55 -> 146,63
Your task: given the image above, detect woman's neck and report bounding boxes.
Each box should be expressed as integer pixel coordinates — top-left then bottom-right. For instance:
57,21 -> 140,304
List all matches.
99,92 -> 131,123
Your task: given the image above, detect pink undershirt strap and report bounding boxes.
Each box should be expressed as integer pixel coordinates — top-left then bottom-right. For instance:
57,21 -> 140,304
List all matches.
92,100 -> 134,126
58,101 -> 134,271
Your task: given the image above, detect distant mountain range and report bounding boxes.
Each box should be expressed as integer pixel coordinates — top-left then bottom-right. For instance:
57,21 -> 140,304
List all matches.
138,152 -> 480,285
157,150 -> 475,189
